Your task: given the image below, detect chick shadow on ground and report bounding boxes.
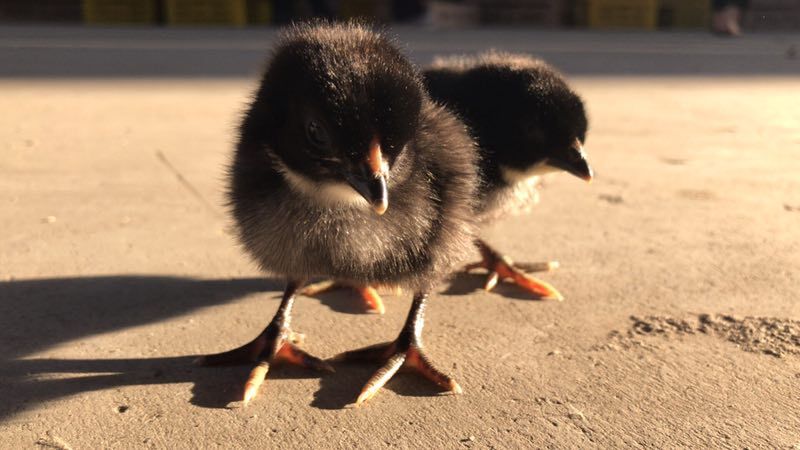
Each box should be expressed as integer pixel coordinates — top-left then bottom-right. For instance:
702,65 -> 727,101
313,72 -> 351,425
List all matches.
1,354 -> 445,418
0,354 -> 331,420
0,274 -> 442,419
440,271 -> 544,301
0,275 -> 355,420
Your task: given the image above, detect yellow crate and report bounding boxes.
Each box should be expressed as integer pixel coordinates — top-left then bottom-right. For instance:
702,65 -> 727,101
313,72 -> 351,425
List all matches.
165,0 -> 247,26
83,0 -> 158,24
659,0 -> 711,28
588,0 -> 658,29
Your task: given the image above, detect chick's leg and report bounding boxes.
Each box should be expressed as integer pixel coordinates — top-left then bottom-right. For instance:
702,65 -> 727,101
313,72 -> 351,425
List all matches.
466,239 -> 563,300
301,280 -> 386,314
334,292 -> 461,406
195,280 -> 333,404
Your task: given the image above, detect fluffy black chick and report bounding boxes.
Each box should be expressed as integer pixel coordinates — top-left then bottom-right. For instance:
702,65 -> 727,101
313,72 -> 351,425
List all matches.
423,52 -> 593,300
195,22 -> 479,406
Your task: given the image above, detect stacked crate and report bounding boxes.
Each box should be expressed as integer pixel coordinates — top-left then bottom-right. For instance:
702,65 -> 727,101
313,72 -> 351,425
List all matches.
586,0 -> 658,29
164,0 -> 248,26
479,0 -> 563,26
0,0 -> 82,22
83,0 -> 159,25
659,0 -> 711,28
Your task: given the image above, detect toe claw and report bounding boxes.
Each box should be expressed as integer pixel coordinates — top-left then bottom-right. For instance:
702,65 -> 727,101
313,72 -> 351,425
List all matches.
484,271 -> 500,291
355,353 -> 406,405
511,272 -> 564,300
243,362 -> 269,405
357,285 -> 385,314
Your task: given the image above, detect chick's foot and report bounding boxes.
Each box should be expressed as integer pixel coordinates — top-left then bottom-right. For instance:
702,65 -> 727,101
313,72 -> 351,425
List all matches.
466,239 -> 563,300
332,293 -> 461,406
301,279 -> 386,314
195,281 -> 333,405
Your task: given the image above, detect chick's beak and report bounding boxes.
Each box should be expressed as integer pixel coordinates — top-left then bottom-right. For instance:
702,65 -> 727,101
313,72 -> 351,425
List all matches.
346,137 -> 388,215
550,138 -> 594,183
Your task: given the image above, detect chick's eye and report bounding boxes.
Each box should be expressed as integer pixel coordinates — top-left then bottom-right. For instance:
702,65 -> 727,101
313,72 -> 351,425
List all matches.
306,120 -> 330,149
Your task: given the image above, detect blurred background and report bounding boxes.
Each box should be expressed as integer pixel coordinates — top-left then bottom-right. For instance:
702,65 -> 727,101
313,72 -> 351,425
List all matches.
2,0 -> 798,78
0,0 -> 796,31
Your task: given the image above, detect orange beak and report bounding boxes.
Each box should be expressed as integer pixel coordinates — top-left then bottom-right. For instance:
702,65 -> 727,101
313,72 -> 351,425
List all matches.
345,136 -> 389,215
366,137 -> 389,214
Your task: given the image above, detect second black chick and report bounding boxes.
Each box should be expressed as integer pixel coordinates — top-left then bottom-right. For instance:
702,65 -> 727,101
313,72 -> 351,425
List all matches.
195,23 -> 479,406
423,52 -> 593,300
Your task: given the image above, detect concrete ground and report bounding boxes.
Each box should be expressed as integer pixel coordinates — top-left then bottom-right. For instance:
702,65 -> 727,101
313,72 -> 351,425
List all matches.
1,26 -> 799,449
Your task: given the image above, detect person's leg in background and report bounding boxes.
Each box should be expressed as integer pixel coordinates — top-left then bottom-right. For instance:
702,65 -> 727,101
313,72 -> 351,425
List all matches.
712,0 -> 750,36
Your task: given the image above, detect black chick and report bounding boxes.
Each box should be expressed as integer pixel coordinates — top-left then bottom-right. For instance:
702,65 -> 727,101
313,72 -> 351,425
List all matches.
422,51 -> 593,300
195,22 -> 479,406
302,51 -> 593,309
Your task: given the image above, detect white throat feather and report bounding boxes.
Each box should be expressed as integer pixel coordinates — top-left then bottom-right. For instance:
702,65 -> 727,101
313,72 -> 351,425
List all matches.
500,160 -> 560,185
267,148 -> 369,208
